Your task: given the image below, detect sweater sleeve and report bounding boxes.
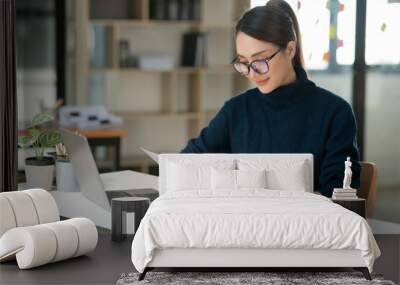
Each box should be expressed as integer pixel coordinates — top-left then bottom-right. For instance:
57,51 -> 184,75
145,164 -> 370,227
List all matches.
318,102 -> 361,197
180,103 -> 230,153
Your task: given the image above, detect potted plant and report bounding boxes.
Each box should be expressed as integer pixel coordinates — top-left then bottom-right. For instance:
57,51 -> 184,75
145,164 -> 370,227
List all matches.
55,143 -> 79,192
18,111 -> 62,190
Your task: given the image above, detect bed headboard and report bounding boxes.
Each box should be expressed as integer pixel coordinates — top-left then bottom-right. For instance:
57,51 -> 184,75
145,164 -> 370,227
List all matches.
159,153 -> 314,195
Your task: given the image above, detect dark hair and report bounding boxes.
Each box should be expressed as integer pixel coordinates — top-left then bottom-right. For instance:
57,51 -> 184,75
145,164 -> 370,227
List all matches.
235,0 -> 304,69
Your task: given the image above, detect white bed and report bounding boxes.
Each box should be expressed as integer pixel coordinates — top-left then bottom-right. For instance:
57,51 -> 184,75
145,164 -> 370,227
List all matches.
131,154 -> 380,280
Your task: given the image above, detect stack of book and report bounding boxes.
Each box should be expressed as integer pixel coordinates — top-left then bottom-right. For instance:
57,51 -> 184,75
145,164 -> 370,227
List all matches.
150,0 -> 201,21
332,188 -> 358,200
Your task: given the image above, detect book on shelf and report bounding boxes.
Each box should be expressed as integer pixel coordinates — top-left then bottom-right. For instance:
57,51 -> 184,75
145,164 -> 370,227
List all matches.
90,0 -> 133,19
150,0 -> 166,20
90,26 -> 105,68
150,0 -> 201,20
168,0 -> 179,20
188,0 -> 201,20
181,31 -> 208,67
179,0 -> 190,20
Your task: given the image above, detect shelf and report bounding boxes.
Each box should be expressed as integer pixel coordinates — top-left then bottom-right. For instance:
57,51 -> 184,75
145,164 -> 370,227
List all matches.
91,68 -> 174,74
90,19 -> 233,30
73,0 -> 251,174
90,65 -> 235,74
91,19 -> 200,27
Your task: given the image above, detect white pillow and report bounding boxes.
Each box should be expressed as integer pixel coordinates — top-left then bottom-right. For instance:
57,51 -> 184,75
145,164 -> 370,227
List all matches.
237,169 -> 267,188
211,168 -> 236,189
211,169 -> 267,190
237,159 -> 308,191
267,165 -> 307,191
160,156 -> 236,194
167,162 -> 211,191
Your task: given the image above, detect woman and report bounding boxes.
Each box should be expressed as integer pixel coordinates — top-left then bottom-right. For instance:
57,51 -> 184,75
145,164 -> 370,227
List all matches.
180,0 -> 360,197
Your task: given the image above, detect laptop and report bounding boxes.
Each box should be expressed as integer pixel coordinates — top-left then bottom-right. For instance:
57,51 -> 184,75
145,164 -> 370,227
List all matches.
60,129 -> 159,211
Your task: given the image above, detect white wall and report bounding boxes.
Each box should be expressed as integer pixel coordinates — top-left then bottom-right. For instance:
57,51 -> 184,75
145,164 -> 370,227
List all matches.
365,72 -> 400,187
17,68 -> 56,125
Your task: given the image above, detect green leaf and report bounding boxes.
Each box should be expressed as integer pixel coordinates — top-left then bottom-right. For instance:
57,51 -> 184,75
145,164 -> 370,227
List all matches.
38,131 -> 63,147
28,128 -> 41,143
18,136 -> 34,148
32,111 -> 55,127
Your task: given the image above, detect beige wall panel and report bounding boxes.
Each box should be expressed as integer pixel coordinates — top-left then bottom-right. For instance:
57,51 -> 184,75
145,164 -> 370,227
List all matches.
202,0 -> 234,26
176,75 -> 190,112
121,119 -> 188,156
105,73 -> 163,112
207,30 -> 234,66
203,74 -> 233,111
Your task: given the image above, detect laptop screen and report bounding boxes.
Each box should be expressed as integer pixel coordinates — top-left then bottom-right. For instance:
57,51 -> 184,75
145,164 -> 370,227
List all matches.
60,128 -> 111,211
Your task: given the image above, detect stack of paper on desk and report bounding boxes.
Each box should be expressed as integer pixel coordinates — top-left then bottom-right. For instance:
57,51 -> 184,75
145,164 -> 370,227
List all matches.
140,148 -> 159,163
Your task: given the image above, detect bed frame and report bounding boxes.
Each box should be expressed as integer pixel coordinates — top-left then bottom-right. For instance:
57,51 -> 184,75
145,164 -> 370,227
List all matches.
137,154 -> 372,281
138,248 -> 371,281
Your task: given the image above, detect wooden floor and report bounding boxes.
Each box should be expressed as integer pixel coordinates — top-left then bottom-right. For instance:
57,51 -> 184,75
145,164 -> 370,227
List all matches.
1,231 -> 399,285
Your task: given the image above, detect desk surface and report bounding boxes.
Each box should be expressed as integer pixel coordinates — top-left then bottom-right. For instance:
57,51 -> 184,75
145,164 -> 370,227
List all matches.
19,127 -> 128,139
68,128 -> 128,139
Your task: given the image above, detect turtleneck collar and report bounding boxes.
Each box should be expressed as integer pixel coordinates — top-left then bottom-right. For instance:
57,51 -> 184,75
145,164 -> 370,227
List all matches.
254,66 -> 314,107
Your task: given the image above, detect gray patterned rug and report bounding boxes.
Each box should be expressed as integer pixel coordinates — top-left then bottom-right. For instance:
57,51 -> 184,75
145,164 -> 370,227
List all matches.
116,271 -> 396,285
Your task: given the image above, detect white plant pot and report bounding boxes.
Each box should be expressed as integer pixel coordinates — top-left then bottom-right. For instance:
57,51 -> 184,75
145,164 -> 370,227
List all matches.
56,160 -> 79,192
25,157 -> 55,191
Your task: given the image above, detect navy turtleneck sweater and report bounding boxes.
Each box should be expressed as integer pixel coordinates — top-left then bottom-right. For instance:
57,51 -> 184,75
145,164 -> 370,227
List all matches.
181,67 -> 361,197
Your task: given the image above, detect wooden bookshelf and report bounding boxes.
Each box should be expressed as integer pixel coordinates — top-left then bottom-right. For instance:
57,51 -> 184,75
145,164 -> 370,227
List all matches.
91,19 -> 235,30
91,19 -> 201,27
71,0 -> 250,173
90,65 -> 235,74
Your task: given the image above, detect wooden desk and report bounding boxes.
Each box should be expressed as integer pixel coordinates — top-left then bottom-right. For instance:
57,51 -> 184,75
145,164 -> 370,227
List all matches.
69,128 -> 128,171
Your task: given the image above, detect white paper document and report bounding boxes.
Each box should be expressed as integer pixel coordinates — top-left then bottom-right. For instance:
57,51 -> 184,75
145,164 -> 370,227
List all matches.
140,148 -> 159,163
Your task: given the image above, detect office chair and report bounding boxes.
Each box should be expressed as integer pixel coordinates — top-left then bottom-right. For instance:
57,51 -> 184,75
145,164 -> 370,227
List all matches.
358,162 -> 378,218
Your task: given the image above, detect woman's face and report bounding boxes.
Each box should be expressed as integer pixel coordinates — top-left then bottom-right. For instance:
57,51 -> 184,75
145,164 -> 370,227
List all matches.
235,32 -> 296,94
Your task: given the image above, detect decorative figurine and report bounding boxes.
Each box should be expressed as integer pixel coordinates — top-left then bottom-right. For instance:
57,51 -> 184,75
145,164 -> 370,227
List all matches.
332,157 -> 357,199
343,157 -> 353,189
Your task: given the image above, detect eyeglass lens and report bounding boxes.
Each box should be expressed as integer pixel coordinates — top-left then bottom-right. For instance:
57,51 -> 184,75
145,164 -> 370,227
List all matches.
234,60 -> 269,75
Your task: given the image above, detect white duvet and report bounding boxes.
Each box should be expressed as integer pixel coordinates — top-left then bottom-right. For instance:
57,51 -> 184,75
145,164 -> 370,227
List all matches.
131,190 -> 380,273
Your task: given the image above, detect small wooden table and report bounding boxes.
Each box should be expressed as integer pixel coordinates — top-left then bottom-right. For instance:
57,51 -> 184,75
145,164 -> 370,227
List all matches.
69,128 -> 128,171
111,197 -> 150,242
332,198 -> 366,218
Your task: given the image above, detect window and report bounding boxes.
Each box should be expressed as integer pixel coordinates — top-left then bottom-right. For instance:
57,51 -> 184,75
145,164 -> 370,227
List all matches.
365,0 -> 400,65
250,0 -> 330,70
336,0 -> 356,65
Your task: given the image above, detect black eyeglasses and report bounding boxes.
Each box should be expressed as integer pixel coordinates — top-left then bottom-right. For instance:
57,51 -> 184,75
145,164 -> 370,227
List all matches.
232,48 -> 281,76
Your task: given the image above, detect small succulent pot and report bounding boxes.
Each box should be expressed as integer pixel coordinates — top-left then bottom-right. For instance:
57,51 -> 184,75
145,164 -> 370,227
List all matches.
25,156 -> 55,191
